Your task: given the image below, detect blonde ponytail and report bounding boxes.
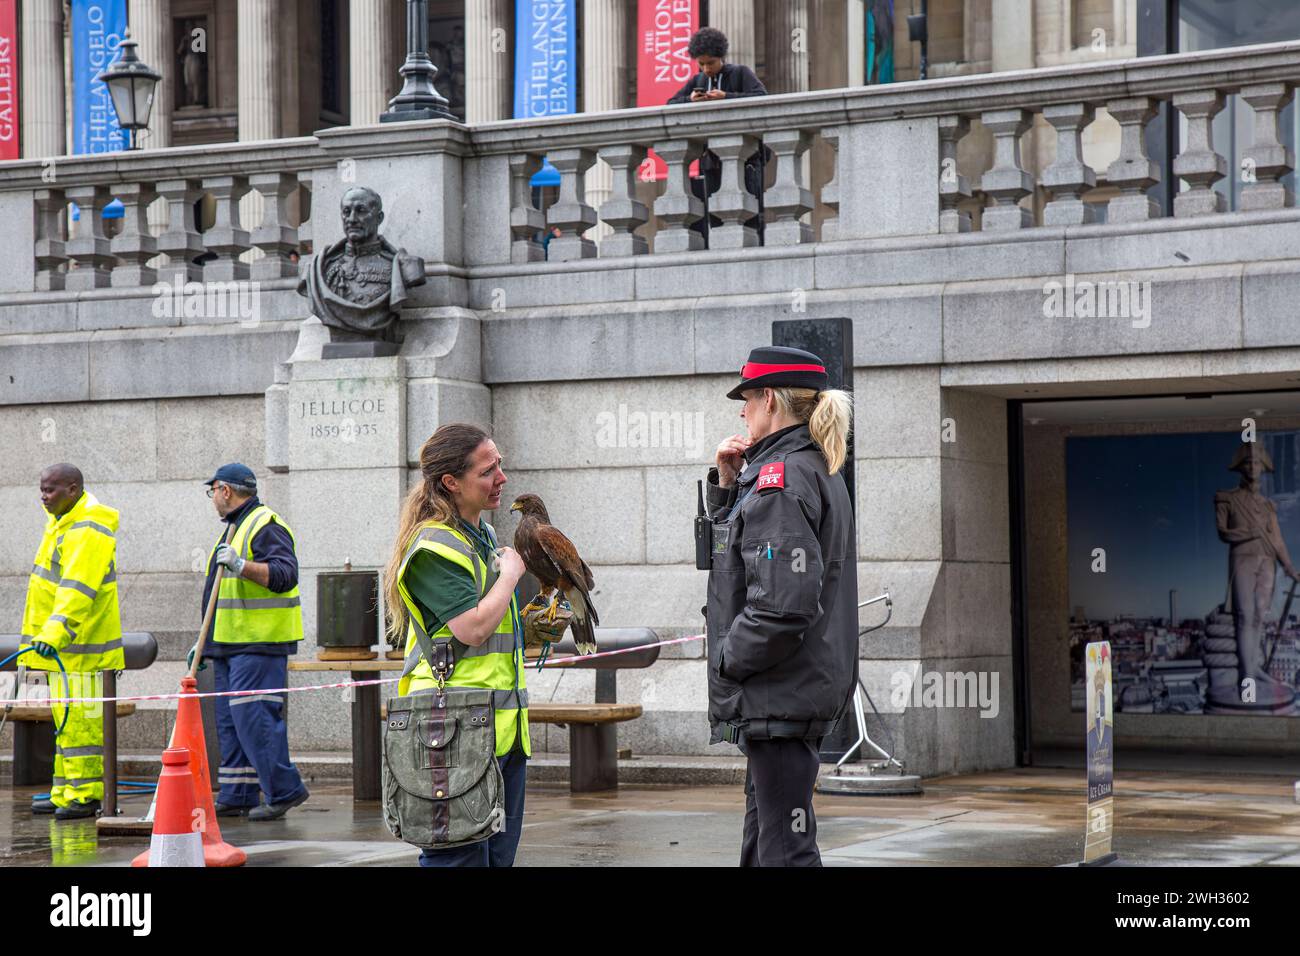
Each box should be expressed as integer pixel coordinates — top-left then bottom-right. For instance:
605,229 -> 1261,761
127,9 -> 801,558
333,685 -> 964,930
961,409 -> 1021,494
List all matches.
772,387 -> 853,476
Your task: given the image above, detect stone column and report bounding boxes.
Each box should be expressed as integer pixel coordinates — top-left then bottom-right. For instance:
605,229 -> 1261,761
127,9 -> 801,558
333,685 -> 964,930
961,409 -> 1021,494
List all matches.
992,0 -> 1035,73
765,0 -> 809,94
129,0 -> 173,148
710,0 -> 757,73
466,0 -> 513,123
582,0 -> 629,242
350,0 -> 397,124
846,0 -> 865,86
20,0 -> 66,157
238,0 -> 282,141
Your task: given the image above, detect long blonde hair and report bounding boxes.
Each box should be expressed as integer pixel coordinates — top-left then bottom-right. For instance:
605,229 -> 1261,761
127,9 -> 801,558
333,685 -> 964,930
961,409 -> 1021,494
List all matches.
383,423 -> 490,643
771,387 -> 853,475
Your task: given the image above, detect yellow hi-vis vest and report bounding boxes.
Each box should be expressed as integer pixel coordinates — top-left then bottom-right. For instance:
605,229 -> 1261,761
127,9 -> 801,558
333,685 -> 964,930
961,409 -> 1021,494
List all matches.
208,505 -> 304,646
22,491 -> 124,673
396,521 -> 530,758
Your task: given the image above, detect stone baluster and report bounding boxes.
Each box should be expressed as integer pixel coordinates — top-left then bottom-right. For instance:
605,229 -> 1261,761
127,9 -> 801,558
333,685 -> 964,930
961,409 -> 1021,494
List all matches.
249,172 -> 300,279
34,188 -> 67,291
64,185 -> 114,290
763,129 -> 813,246
707,133 -> 761,249
1172,90 -> 1227,217
938,115 -> 974,233
295,168 -> 313,258
1240,83 -> 1296,211
652,138 -> 706,253
111,181 -> 158,287
545,148 -> 598,261
596,143 -> 649,257
1104,97 -> 1160,222
202,175 -> 250,282
979,109 -> 1034,231
1040,103 -> 1097,226
509,152 -> 545,264
156,178 -> 204,285
819,127 -> 841,241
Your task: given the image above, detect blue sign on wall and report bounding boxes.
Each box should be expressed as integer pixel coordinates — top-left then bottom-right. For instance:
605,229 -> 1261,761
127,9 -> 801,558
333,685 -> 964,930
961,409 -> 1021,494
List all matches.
71,0 -> 127,155
513,0 -> 576,119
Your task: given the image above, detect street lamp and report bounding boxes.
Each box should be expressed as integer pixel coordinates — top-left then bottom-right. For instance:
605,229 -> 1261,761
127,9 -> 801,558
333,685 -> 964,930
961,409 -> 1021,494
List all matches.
95,28 -> 161,150
380,0 -> 455,122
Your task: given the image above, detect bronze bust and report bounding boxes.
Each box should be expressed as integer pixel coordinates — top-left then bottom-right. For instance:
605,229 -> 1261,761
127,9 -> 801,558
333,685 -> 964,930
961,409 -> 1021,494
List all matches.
297,186 -> 426,356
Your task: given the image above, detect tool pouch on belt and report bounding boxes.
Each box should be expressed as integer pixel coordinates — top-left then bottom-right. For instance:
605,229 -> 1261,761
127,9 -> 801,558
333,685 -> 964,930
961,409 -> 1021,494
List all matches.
381,633 -> 505,849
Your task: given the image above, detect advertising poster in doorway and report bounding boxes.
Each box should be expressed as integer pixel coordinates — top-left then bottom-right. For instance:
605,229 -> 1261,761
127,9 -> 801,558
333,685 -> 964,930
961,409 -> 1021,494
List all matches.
1067,429 -> 1300,718
1084,641 -> 1113,864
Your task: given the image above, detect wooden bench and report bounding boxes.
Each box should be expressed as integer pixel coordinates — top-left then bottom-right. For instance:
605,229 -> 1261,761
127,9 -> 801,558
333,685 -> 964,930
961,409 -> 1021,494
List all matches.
4,703 -> 138,785
528,702 -> 642,792
293,627 -> 663,798
1,632 -> 158,824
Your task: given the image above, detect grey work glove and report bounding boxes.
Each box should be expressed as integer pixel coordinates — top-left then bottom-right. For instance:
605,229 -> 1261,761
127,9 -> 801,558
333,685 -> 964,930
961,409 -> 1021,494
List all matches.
186,644 -> 208,672
214,544 -> 246,576
28,641 -> 59,659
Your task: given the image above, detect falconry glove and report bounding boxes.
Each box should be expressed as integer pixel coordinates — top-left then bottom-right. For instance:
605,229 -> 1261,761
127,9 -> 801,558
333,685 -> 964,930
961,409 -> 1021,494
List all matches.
523,598 -> 573,650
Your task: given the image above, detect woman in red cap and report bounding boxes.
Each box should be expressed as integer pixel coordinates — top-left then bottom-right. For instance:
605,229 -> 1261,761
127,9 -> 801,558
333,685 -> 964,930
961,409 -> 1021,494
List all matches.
703,345 -> 859,866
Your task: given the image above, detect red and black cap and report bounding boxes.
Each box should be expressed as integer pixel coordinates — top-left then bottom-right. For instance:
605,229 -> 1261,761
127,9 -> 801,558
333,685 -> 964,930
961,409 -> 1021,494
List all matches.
727,346 -> 829,400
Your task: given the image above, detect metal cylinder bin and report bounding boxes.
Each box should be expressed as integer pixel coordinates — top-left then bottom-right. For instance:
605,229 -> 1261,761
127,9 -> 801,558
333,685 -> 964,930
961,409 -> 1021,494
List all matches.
315,570 -> 379,660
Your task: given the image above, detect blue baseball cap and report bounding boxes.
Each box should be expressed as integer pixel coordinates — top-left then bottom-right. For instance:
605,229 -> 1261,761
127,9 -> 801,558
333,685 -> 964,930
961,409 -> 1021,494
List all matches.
204,463 -> 258,490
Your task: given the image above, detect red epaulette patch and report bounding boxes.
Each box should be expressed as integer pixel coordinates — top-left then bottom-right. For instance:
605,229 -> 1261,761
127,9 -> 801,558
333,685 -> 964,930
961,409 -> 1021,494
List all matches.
756,462 -> 785,491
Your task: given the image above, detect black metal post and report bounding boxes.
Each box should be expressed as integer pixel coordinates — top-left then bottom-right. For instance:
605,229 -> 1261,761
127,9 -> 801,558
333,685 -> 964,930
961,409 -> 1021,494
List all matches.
381,0 -> 456,123
102,671 -> 118,816
352,670 -> 381,801
772,318 -> 858,762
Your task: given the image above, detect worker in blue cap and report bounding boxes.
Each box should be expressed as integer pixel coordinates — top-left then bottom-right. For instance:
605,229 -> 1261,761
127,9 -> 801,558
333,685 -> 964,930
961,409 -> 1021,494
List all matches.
192,463 -> 309,820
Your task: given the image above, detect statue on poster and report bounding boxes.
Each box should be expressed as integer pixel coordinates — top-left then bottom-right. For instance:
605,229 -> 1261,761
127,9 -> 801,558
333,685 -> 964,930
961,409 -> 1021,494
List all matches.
1209,442 -> 1300,713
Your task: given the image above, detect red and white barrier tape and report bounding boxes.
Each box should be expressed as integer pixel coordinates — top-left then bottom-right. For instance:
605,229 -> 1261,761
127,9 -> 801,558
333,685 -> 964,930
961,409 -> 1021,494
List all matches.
0,633 -> 707,706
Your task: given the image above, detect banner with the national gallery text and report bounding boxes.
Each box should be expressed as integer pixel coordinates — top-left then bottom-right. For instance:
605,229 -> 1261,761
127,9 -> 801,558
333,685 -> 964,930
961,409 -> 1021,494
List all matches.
637,0 -> 698,180
71,0 -> 127,154
0,0 -> 18,160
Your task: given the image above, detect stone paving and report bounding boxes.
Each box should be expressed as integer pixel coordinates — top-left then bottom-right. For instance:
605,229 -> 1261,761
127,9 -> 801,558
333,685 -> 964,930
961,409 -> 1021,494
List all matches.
2,766 -> 1298,867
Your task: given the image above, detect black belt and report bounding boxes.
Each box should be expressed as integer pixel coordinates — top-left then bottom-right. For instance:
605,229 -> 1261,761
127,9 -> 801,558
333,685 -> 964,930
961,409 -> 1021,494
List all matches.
724,718 -> 834,743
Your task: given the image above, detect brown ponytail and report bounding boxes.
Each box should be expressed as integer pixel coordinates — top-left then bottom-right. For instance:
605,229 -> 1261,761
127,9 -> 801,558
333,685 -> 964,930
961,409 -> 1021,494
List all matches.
383,423 -> 491,643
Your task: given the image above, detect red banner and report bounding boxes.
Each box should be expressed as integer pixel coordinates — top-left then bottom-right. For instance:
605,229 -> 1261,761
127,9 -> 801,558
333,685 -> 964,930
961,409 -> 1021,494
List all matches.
0,0 -> 17,160
638,0 -> 698,180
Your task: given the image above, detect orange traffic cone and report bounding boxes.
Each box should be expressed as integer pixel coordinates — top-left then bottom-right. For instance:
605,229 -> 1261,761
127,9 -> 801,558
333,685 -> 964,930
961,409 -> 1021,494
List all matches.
133,677 -> 246,867
140,748 -> 204,867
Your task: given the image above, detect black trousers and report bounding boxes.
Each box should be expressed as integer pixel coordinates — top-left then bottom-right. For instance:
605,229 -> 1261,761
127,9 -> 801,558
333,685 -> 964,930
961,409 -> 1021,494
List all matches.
739,736 -> 822,867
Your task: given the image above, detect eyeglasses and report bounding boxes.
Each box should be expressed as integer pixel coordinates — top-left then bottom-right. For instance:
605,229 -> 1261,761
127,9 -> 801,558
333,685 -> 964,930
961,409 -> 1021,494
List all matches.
206,484 -> 223,499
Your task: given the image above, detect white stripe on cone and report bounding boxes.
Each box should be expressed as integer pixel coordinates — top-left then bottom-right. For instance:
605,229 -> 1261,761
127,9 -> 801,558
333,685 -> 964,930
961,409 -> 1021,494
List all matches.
148,831 -> 204,867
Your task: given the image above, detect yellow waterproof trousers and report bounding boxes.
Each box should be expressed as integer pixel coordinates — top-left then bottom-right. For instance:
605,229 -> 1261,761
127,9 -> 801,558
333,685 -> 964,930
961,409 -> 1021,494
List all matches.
49,672 -> 104,807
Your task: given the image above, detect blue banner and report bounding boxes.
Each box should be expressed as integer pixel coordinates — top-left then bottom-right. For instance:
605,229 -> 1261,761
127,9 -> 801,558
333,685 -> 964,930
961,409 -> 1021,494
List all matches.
513,0 -> 576,120
71,0 -> 127,154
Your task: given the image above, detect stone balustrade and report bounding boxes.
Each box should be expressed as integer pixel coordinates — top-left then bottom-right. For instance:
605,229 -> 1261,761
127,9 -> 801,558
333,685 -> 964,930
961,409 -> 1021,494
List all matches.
0,40 -> 1296,296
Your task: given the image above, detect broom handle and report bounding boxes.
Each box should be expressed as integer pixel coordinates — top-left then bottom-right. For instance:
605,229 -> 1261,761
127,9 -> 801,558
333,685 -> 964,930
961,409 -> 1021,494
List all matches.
188,524 -> 235,680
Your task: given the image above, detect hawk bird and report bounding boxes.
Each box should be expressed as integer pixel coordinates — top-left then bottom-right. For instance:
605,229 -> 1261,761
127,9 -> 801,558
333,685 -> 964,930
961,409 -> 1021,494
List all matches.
510,493 -> 599,655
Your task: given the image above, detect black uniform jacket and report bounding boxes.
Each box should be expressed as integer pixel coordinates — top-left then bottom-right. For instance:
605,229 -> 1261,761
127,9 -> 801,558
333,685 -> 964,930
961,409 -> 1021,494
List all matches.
703,424 -> 859,742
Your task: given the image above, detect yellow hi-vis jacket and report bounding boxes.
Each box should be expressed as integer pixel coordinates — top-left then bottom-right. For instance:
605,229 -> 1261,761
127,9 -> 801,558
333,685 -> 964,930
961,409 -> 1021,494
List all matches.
396,521 -> 530,757
22,491 -> 124,672
208,505 -> 303,646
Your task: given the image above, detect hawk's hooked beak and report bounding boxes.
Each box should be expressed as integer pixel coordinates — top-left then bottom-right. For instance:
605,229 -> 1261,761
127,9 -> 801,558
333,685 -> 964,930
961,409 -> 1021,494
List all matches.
509,501 -> 522,513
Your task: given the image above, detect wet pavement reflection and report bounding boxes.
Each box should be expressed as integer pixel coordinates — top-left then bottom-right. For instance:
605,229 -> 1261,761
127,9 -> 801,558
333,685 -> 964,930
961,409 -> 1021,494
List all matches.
2,767 -> 1297,867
